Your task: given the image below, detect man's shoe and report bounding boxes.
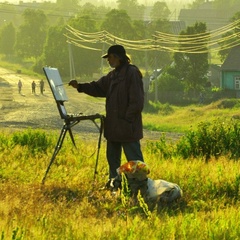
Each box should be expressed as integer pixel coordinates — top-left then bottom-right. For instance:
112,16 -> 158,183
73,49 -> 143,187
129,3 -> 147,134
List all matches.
105,178 -> 121,192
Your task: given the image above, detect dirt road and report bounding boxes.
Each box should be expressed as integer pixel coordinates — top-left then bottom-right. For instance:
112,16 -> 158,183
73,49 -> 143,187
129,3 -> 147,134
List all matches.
0,67 -> 106,137
0,67 -> 180,142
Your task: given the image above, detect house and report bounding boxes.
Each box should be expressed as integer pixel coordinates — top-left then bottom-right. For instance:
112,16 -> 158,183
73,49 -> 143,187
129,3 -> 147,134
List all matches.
220,45 -> 240,97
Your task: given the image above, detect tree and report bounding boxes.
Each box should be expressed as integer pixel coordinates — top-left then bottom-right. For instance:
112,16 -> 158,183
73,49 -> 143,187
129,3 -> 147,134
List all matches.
68,14 -> 98,32
0,22 -> 15,55
150,1 -> 171,20
101,9 -> 134,39
0,4 -> 19,29
173,22 -> 209,97
76,3 -> 111,21
117,0 -> 144,20
36,23 -> 69,76
56,0 -> 80,11
15,9 -> 48,59
144,19 -> 172,71
155,66 -> 185,104
67,14 -> 102,76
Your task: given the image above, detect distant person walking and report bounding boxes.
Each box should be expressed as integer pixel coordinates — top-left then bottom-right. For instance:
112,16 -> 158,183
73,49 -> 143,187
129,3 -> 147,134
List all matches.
32,81 -> 36,94
18,80 -> 22,94
40,79 -> 44,94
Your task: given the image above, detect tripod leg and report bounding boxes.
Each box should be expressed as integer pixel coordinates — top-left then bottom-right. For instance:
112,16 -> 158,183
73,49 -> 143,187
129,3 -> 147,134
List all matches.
42,125 -> 68,184
68,127 -> 76,147
93,117 -> 104,181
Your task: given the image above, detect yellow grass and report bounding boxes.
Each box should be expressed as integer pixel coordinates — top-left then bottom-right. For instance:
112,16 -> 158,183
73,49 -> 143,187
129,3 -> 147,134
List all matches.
0,129 -> 239,239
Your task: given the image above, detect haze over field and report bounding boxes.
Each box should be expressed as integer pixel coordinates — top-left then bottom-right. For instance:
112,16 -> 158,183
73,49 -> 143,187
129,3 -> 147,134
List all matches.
0,0 -> 195,20
1,0 -> 193,6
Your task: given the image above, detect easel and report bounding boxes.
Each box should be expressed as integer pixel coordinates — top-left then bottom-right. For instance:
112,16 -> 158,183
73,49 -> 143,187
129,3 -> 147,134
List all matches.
41,67 -> 104,184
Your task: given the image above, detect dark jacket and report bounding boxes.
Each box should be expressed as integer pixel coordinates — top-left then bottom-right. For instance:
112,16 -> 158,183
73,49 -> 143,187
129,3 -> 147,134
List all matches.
77,63 -> 144,142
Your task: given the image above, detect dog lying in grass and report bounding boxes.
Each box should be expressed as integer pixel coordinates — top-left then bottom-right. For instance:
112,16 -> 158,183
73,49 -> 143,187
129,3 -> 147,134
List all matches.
114,160 -> 183,211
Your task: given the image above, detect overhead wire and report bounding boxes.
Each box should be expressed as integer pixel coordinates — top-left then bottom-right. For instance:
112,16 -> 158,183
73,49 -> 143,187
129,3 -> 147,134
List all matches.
65,18 -> 240,54
1,1 -> 239,54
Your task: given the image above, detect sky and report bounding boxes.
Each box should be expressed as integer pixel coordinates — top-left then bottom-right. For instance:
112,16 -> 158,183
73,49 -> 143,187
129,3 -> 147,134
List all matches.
2,0 -> 193,5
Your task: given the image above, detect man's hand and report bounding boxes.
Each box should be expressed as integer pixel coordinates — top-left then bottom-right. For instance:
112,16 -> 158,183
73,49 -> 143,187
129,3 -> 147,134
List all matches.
68,79 -> 78,88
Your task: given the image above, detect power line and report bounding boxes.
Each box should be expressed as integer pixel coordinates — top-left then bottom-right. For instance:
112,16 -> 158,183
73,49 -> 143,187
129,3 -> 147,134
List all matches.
65,19 -> 240,54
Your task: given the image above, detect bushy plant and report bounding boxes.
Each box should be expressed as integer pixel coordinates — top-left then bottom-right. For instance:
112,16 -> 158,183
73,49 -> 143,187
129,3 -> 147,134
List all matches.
177,119 -> 240,161
9,129 -> 54,155
147,118 -> 240,161
216,99 -> 240,109
144,101 -> 174,115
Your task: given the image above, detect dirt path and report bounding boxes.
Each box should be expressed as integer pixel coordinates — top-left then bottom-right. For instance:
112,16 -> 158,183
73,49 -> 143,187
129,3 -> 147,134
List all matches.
0,67 -> 105,134
0,67 -> 181,142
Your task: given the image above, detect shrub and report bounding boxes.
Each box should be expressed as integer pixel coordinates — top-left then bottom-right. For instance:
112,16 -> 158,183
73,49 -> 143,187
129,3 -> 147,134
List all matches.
177,119 -> 240,161
216,99 -> 240,109
147,119 -> 240,161
9,128 -> 54,155
144,101 -> 174,115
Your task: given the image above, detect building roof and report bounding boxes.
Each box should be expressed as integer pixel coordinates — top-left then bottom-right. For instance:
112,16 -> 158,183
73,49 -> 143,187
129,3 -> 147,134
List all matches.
179,8 -> 229,31
221,45 -> 240,71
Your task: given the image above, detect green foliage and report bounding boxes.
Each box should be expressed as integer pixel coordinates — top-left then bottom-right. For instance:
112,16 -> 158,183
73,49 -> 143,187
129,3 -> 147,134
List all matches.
0,129 -> 239,239
0,134 -> 8,150
144,100 -> 174,115
173,22 -> 209,95
178,119 -> 240,160
38,24 -> 69,75
153,66 -> 185,104
15,9 -> 48,59
150,1 -> 171,20
147,118 -> 240,161
56,0 -> 80,11
0,3 -> 173,77
117,0 -> 144,21
157,67 -> 184,92
216,98 -> 240,109
0,130 -> 240,240
146,133 -> 173,159
0,22 -> 16,55
66,15 -> 101,76
5,129 -> 54,155
101,9 -> 134,38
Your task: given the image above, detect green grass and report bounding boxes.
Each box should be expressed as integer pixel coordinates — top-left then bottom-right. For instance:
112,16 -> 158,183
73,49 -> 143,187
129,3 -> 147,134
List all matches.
0,128 -> 239,239
143,99 -> 240,133
0,56 -> 43,79
0,59 -> 239,239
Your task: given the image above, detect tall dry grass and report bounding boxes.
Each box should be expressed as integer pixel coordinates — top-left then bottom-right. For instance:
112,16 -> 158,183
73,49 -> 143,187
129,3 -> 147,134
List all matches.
0,126 -> 239,239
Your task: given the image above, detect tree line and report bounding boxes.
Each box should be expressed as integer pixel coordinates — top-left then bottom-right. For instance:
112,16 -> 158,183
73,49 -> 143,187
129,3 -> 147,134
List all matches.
0,0 -> 240,104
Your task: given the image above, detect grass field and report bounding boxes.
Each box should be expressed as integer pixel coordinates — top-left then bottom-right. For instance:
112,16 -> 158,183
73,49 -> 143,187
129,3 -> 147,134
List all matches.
0,59 -> 239,239
0,102 -> 240,239
143,99 -> 240,133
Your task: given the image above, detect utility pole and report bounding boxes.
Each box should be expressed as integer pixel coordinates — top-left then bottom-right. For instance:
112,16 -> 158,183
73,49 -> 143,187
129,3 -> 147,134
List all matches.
101,40 -> 105,75
154,35 -> 158,102
68,42 -> 76,79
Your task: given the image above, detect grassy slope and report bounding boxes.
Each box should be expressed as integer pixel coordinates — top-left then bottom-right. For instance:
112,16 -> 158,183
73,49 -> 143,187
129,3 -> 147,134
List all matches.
143,100 -> 240,133
0,127 -> 239,239
0,61 -> 239,239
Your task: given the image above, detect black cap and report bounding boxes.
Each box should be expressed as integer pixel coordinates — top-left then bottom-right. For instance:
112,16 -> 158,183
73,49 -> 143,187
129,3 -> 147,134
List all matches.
102,45 -> 128,60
